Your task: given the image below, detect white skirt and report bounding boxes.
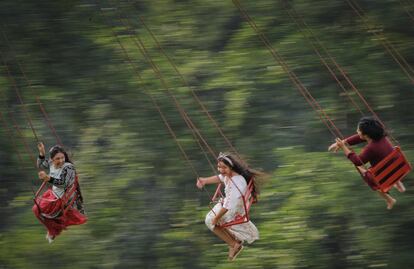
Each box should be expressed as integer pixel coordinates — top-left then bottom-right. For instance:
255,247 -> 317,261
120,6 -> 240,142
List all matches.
205,202 -> 259,244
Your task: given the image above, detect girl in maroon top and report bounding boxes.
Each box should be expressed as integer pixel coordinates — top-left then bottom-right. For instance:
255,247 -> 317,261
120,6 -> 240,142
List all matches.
328,117 -> 406,210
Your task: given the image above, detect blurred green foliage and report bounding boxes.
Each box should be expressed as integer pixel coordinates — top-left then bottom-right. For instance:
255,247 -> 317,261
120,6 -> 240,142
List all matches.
1,0 -> 414,268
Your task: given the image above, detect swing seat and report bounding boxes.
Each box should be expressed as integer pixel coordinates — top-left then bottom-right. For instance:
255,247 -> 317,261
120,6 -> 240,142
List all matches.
212,179 -> 256,228
362,147 -> 411,192
34,176 -> 81,218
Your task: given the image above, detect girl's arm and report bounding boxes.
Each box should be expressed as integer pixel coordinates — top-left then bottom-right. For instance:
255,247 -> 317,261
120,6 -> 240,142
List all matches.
196,175 -> 221,189
38,164 -> 76,187
345,134 -> 365,146
329,134 -> 366,152
212,207 -> 228,226
37,142 -> 49,169
347,150 -> 371,166
336,138 -> 352,156
336,138 -> 370,166
37,155 -> 50,170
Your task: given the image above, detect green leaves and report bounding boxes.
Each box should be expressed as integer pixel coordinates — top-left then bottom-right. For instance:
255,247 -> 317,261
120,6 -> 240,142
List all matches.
1,0 -> 414,268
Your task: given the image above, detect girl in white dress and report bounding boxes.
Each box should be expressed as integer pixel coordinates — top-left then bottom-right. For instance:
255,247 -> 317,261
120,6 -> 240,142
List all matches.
196,152 -> 260,261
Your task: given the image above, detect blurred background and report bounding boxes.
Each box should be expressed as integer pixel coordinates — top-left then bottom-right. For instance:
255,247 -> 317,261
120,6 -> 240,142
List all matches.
1,0 -> 414,268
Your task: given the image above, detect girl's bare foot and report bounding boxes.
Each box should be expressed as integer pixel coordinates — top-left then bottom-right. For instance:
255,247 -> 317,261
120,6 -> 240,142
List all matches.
394,182 -> 406,193
46,232 -> 55,244
387,198 -> 396,210
228,242 -> 244,261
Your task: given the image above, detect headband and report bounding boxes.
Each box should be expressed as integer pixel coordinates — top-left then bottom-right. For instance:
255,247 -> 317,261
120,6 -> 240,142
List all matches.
217,152 -> 233,167
49,145 -> 63,154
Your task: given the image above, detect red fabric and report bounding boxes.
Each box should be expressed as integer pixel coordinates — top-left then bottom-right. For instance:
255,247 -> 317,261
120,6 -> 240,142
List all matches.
32,189 -> 87,237
344,134 -> 395,191
345,134 -> 394,167
361,171 -> 380,191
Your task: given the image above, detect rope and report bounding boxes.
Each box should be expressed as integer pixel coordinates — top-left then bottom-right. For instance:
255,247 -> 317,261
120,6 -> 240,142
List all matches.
281,2 -> 365,116
1,28 -> 63,146
130,11 -> 241,158
283,2 -> 399,145
119,13 -> 244,214
233,0 -> 344,139
1,27 -> 69,202
0,109 -> 39,197
0,87 -> 37,165
124,7 -> 261,217
1,27 -> 81,209
397,0 -> 414,22
346,0 -> 414,84
0,51 -> 40,142
124,7 -> 266,223
99,6 -> 202,177
0,111 -> 25,163
119,13 -> 219,162
97,3 -> 232,216
99,1 -> 263,219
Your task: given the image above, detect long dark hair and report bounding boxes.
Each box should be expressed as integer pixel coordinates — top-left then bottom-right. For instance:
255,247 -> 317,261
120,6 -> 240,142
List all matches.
49,145 -> 72,164
217,152 -> 262,200
358,117 -> 386,141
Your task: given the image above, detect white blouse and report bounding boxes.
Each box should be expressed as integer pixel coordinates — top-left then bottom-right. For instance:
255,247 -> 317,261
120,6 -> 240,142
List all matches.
37,157 -> 76,198
218,174 -> 247,211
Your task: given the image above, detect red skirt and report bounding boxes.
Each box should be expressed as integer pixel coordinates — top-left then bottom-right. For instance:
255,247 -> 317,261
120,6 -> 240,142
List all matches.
32,189 -> 87,237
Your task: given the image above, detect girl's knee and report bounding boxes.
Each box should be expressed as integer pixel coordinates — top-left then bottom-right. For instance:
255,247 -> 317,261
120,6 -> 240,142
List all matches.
205,213 -> 215,231
32,204 -> 39,215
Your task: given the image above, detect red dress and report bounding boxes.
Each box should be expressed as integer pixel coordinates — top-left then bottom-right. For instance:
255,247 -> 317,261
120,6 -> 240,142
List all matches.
345,134 -> 394,166
33,159 -> 87,238
32,187 -> 87,237
345,134 -> 394,190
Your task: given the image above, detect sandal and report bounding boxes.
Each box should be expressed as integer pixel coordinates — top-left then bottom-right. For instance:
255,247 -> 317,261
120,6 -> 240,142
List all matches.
228,242 -> 244,261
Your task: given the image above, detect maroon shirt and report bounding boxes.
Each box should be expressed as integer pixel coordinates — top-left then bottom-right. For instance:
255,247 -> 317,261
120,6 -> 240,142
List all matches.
345,134 -> 394,167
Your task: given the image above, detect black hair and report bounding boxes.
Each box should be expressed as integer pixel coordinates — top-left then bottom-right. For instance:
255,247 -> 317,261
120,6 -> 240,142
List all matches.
217,153 -> 262,200
49,145 -> 72,164
357,117 -> 386,141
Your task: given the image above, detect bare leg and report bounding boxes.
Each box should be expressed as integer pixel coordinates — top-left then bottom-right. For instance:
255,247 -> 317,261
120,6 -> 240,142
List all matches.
378,191 -> 396,210
212,226 -> 237,247
223,228 -> 237,242
211,227 -> 243,260
394,181 -> 406,193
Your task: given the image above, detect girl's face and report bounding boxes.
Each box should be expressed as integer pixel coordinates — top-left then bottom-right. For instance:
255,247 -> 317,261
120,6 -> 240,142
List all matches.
357,127 -> 368,140
217,161 -> 232,176
357,127 -> 363,139
52,152 -> 65,168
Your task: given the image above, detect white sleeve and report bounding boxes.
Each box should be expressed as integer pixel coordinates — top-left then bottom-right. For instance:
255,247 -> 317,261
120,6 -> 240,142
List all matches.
218,174 -> 225,183
223,177 -> 243,210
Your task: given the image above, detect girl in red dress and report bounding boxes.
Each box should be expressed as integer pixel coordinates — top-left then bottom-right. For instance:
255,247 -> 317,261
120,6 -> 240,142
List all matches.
329,117 -> 406,209
33,142 -> 87,243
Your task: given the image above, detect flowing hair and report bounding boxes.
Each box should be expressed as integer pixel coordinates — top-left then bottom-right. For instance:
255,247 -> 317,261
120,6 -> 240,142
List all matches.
49,145 -> 73,164
217,152 -> 264,200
